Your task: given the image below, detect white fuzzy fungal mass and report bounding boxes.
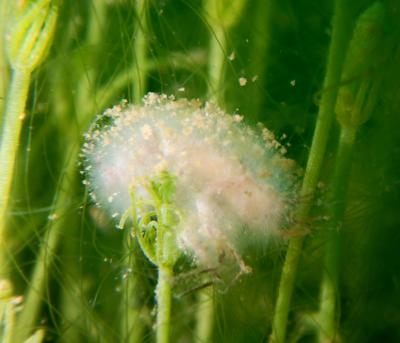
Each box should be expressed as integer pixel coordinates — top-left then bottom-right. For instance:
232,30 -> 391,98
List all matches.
82,93 -> 298,266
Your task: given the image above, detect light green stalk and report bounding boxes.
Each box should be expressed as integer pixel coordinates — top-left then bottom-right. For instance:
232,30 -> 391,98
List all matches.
97,49 -> 206,108
0,0 -> 10,124
0,279 -> 15,343
76,0 -> 109,117
207,22 -> 226,105
0,70 -> 30,278
193,2 -> 247,342
194,286 -> 215,343
56,3 -> 109,342
0,0 -> 58,282
130,172 -> 181,343
204,0 -> 246,105
23,329 -> 45,343
248,0 -> 274,119
12,145 -> 79,343
318,4 -> 384,342
269,1 -> 350,342
118,2 -> 152,341
317,128 -> 356,343
156,265 -> 173,343
13,3 -> 118,340
59,230 -> 84,343
132,0 -> 149,103
120,234 -> 146,343
11,2 -> 104,340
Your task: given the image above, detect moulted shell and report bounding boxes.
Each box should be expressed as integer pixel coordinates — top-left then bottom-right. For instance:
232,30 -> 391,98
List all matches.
81,93 -> 298,266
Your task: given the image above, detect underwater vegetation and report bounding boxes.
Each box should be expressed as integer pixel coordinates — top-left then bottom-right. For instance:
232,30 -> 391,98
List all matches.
0,0 -> 399,342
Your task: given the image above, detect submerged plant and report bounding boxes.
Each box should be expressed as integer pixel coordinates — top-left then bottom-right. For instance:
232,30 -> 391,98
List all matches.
0,0 -> 58,280
82,93 -> 298,342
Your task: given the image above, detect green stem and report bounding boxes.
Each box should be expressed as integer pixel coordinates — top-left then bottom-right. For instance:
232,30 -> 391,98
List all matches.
3,301 -> 16,343
194,286 -> 215,343
204,0 -> 246,105
59,232 -> 83,343
76,0 -> 108,116
317,5 -> 384,341
133,173 -> 180,343
0,69 -> 31,280
121,233 -> 145,343
95,51 -> 205,109
132,0 -> 149,104
50,31 -> 84,343
156,265 -> 173,343
318,127 -> 356,343
0,2 -> 58,338
269,1 -> 350,342
193,2 -> 241,339
87,0 -> 108,46
0,1 -> 10,123
12,146 -> 79,343
207,24 -> 226,105
248,0 -> 273,120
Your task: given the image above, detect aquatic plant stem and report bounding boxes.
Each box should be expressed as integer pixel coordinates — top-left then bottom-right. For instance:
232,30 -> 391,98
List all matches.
0,0 -> 10,122
12,145 -> 79,343
156,265 -> 173,343
132,0 -> 149,103
72,1 -> 150,340
205,0 -> 246,105
248,0 -> 273,119
193,3 -> 227,340
96,49 -> 207,109
317,4 -> 384,341
318,127 -> 356,343
0,69 -> 31,280
194,1 -> 245,339
121,235 -> 145,343
194,286 -> 215,343
120,1 -> 151,340
0,0 -> 57,285
129,173 -> 180,343
207,24 -> 226,105
76,0 -> 108,116
269,1 -> 349,342
193,27 -> 224,343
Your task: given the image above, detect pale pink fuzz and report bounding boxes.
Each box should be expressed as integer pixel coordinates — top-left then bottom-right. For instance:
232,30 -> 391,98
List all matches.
82,93 -> 298,266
